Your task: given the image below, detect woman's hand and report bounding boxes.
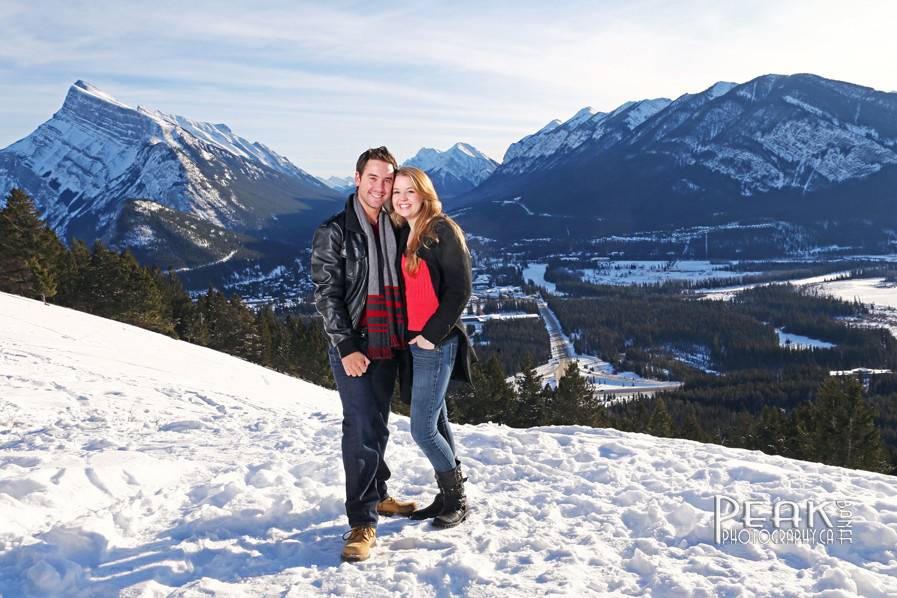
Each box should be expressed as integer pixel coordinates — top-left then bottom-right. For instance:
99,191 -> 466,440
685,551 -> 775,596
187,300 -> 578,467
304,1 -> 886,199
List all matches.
409,335 -> 436,350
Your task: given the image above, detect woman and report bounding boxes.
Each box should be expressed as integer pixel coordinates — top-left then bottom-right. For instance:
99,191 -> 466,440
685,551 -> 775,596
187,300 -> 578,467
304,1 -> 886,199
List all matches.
390,166 -> 476,528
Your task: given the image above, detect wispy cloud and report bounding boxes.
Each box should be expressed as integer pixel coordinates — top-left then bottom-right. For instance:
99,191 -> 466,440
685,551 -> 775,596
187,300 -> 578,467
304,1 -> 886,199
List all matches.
2,0 -> 896,175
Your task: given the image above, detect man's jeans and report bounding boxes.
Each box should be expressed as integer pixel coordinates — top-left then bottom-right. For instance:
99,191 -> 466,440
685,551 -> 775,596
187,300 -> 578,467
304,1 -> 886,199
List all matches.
328,344 -> 396,529
409,335 -> 459,473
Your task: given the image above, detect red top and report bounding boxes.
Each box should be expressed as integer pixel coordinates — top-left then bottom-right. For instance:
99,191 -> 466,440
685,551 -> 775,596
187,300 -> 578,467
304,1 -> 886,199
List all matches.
402,254 -> 439,333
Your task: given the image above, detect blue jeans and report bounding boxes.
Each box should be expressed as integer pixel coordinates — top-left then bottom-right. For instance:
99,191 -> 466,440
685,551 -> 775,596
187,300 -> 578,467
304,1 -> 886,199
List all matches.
328,344 -> 396,528
409,335 -> 459,473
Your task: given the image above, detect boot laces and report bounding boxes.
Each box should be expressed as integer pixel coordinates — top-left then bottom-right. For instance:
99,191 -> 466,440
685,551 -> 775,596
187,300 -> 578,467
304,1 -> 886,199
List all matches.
342,526 -> 375,542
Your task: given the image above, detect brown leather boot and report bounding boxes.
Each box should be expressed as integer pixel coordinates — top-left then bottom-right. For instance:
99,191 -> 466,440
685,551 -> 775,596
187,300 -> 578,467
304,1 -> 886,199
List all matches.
341,526 -> 376,562
376,496 -> 417,516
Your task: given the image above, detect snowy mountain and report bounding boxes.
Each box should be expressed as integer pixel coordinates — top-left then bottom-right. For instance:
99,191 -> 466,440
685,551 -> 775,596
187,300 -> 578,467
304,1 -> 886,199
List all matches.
0,81 -> 339,246
456,74 -> 897,248
318,175 -> 355,196
403,142 -> 498,202
2,290 -> 897,596
499,98 -> 674,176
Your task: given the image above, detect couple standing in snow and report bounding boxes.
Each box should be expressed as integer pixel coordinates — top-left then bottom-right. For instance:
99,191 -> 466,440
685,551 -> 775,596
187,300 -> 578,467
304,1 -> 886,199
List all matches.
311,147 -> 477,562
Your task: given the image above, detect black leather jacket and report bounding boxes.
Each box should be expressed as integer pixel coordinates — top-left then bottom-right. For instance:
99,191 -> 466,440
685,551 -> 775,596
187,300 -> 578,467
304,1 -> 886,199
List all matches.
311,195 -> 374,358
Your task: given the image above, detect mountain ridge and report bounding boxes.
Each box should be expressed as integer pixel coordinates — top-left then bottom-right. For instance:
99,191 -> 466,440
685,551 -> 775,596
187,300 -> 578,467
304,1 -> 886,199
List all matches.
455,73 -> 897,248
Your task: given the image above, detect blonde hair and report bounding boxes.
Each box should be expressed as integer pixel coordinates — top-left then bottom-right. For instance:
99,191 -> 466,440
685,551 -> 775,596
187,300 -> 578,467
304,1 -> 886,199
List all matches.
389,166 -> 469,274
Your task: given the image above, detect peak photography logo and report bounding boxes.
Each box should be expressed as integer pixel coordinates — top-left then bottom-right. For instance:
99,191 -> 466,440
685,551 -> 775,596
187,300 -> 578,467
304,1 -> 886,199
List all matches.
714,496 -> 854,546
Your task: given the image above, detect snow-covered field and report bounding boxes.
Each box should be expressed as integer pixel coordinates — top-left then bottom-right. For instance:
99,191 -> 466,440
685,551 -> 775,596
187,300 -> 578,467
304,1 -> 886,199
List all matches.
694,270 -> 854,301
811,277 -> 897,342
813,277 -> 897,311
775,328 -> 836,350
521,263 -> 557,294
522,260 -> 760,292
2,291 -> 897,597
580,261 -> 760,286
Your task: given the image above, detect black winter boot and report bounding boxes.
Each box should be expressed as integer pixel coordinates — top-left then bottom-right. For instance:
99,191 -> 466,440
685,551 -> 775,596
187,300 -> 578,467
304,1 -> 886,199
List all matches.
411,458 -> 459,521
433,465 -> 468,528
409,491 -> 443,520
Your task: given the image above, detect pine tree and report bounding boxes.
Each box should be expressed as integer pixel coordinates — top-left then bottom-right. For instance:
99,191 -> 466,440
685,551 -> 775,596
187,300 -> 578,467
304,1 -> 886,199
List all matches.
0,188 -> 63,300
228,294 -> 260,360
119,251 -> 169,333
646,396 -> 674,437
513,353 -> 547,427
463,355 -> 515,425
256,306 -> 277,368
751,405 -> 790,456
151,268 -> 194,339
185,286 -> 215,346
622,397 -> 652,433
56,239 -> 91,309
551,361 -> 594,426
797,376 -> 889,472
296,316 -> 335,388
81,245 -> 169,333
578,375 -> 609,428
681,403 -> 711,443
29,257 -> 56,303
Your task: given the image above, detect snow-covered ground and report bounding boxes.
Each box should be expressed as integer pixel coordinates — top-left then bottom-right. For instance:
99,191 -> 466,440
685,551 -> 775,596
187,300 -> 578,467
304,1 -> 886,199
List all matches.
2,291 -> 897,597
580,260 -> 761,287
775,328 -> 836,350
523,260 -> 760,293
461,311 -> 539,336
521,263 -> 557,294
694,270 -> 854,301
661,343 -> 720,376
813,277 -> 897,310
812,277 -> 897,342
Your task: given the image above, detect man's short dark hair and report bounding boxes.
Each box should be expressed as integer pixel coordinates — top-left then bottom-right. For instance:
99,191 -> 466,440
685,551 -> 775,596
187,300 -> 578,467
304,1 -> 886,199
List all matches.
356,146 -> 398,176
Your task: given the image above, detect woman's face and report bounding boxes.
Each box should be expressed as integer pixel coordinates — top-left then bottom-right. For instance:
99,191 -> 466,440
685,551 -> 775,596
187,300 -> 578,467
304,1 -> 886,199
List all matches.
391,174 -> 424,221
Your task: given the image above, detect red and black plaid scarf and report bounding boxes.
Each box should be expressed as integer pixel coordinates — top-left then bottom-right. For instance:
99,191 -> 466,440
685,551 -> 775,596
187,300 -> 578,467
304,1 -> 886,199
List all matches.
354,197 -> 406,359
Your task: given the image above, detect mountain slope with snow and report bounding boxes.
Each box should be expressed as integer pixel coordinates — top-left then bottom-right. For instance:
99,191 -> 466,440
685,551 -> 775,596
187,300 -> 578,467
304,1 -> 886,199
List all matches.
0,81 -> 339,243
1,290 -> 896,596
403,142 -> 499,201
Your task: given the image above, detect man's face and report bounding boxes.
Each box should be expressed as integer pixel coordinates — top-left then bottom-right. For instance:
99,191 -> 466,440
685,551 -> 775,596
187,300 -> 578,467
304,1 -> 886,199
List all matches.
355,159 -> 395,212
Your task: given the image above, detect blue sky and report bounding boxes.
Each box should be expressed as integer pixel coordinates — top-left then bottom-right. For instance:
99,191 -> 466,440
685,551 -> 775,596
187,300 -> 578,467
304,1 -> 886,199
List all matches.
2,0 -> 896,177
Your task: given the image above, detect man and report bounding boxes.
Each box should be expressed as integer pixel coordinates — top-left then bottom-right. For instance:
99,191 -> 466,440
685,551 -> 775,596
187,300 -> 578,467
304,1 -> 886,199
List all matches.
311,147 -> 416,562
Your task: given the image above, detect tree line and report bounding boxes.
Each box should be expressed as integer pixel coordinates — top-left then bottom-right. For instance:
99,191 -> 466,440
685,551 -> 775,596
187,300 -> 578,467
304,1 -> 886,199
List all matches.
0,189 -> 333,388
443,350 -> 892,474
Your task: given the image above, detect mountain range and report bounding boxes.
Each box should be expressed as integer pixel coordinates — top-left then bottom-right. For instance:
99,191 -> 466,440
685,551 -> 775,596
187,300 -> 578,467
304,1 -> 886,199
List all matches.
454,74 -> 897,252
